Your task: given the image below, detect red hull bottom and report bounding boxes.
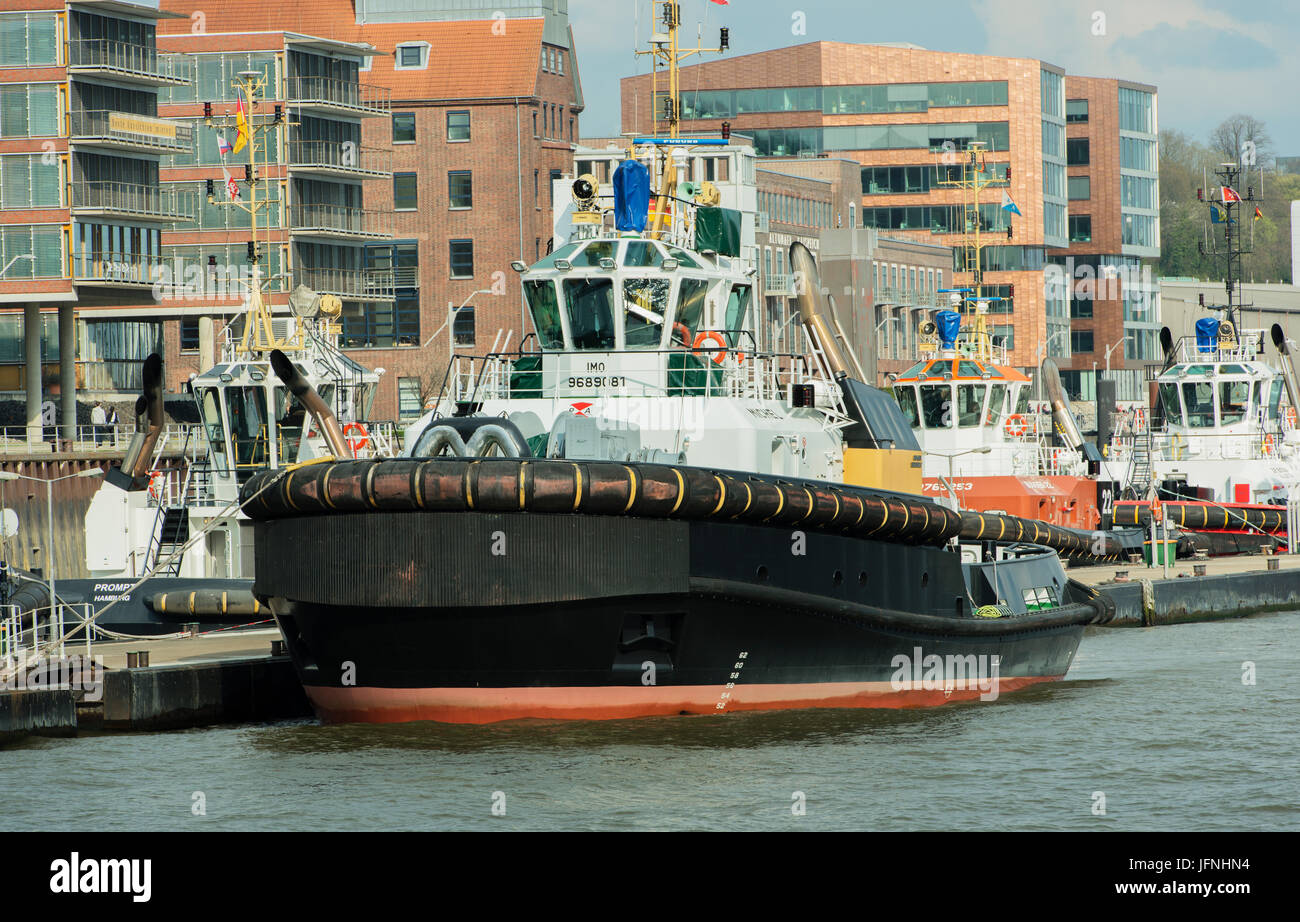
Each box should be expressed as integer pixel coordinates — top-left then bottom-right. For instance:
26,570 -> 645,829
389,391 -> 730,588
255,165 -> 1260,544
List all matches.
304,676 -> 1065,725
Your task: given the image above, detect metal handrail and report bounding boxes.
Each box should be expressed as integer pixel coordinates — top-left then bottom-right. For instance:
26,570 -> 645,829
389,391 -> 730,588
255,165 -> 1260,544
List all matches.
284,75 -> 391,114
289,203 -> 391,237
67,38 -> 188,83
286,139 -> 391,174
71,180 -> 194,220
69,109 -> 192,152
294,266 -> 395,300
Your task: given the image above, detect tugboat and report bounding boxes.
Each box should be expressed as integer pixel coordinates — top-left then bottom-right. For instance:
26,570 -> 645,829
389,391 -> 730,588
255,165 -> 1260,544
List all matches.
240,2 -> 1117,725
1102,163 -> 1298,553
3,69 -> 389,639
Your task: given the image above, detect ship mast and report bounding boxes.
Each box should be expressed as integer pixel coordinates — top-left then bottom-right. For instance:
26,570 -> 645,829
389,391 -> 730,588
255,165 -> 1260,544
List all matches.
205,70 -> 304,354
937,142 -> 1005,360
635,1 -> 728,140
1199,162 -> 1263,331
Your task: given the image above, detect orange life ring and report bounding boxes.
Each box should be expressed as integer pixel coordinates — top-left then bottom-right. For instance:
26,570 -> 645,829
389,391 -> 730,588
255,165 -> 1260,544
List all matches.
1004,413 -> 1029,437
1263,433 -> 1275,455
1284,407 -> 1297,428
147,470 -> 166,501
692,330 -> 734,364
343,422 -> 370,453
672,322 -> 691,348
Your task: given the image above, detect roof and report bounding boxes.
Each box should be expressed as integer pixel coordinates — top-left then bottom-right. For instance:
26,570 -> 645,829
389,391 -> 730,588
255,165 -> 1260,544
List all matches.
159,1 -> 546,99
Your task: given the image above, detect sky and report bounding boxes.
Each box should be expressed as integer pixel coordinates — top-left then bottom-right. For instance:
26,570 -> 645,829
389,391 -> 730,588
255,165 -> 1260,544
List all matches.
569,0 -> 1300,157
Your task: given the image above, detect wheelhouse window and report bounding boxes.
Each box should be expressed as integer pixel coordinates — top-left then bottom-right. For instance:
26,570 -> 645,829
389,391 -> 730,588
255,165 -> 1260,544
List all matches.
985,383 -> 1007,425
1182,381 -> 1215,427
957,384 -> 984,428
674,278 -> 709,346
919,384 -> 950,429
1219,380 -> 1249,425
1158,382 -> 1181,424
622,278 -> 669,349
523,279 -> 564,349
563,277 -> 616,350
895,385 -> 920,428
723,285 -> 751,349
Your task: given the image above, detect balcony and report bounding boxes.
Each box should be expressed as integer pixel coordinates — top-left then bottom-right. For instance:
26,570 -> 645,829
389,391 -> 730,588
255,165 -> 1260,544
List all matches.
72,250 -> 166,288
289,204 -> 392,240
284,76 -> 391,117
287,140 -> 391,178
874,286 -> 944,308
764,273 -> 795,296
71,181 -> 194,222
69,110 -> 192,155
295,266 -> 395,302
67,39 -> 192,87
393,266 -> 419,288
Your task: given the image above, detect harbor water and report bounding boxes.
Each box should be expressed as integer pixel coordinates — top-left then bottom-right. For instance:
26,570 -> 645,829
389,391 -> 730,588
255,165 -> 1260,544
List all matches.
2,612 -> 1296,832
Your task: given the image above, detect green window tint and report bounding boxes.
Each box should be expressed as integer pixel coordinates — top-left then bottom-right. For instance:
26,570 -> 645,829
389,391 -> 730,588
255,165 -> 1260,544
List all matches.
1269,379 -> 1283,418
393,172 -> 417,210
675,278 -> 708,345
723,284 -> 751,347
200,388 -> 227,459
957,384 -> 985,428
894,385 -> 920,428
1182,382 -> 1215,428
919,384 -> 951,429
665,246 -> 701,268
533,241 -> 580,269
392,112 -> 415,143
1219,380 -> 1249,425
563,277 -> 615,350
572,240 -> 616,267
1014,387 -> 1030,415
623,241 -> 664,267
623,278 -> 669,349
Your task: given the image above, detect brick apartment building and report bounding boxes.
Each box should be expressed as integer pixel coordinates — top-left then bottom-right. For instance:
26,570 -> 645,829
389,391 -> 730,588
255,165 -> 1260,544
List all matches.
621,41 -> 1160,394
1,0 -> 584,427
0,0 -> 188,436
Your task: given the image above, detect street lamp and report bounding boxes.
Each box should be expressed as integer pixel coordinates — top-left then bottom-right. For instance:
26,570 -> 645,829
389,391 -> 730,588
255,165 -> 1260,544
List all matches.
0,254 -> 34,277
0,468 -> 102,654
422,289 -> 493,362
1103,334 -> 1133,374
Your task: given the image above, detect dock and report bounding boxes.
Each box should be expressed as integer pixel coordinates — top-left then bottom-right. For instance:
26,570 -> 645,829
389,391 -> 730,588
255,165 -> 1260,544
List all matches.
1,628 -> 311,745
1071,552 -> 1300,625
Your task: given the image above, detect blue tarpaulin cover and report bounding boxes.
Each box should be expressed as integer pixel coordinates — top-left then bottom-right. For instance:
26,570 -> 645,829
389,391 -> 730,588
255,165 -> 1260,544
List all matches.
613,160 -> 650,232
935,309 -> 961,348
1195,317 -> 1220,353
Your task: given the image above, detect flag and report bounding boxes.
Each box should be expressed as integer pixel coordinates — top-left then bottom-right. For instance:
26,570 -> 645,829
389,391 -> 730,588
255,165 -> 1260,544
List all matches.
1210,203 -> 1226,224
1220,186 -> 1241,203
223,166 -> 240,202
709,0 -> 729,4
1254,205 -> 1264,221
1000,190 -> 1022,216
216,134 -> 232,157
233,94 -> 249,154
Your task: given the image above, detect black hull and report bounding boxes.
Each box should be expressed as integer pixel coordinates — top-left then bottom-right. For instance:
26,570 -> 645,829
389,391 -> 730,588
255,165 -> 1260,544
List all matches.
255,510 -> 1105,723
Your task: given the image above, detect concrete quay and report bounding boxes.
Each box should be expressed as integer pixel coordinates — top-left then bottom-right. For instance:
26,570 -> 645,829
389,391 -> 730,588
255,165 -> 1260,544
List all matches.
1071,553 -> 1300,626
1,628 -> 311,745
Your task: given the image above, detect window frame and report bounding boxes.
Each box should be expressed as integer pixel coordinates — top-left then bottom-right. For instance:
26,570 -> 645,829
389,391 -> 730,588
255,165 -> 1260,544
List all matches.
393,172 -> 418,211
394,42 -> 429,71
449,238 -> 474,279
446,110 -> 470,142
392,111 -> 416,144
448,170 -> 472,210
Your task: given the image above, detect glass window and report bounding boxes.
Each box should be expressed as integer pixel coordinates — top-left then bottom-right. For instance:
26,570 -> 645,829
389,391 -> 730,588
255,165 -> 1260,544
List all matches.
1068,175 -> 1090,200
623,278 -> 669,349
572,240 -> 617,267
449,238 -> 473,278
447,110 -> 470,141
623,241 -> 664,267
1219,380 -> 1249,425
1070,330 -> 1094,353
448,170 -> 472,208
723,284 -> 751,348
453,304 -> 474,345
524,279 -> 564,349
957,384 -> 985,428
392,112 -> 415,143
985,384 -> 1007,425
1069,214 -> 1091,242
895,385 -> 920,428
919,384 -> 951,429
180,317 -> 200,351
674,278 -> 708,345
1066,138 -> 1090,166
563,277 -> 615,350
1182,382 -> 1215,428
1066,99 -> 1089,123
398,378 -> 423,418
397,44 -> 426,68
393,172 -> 417,210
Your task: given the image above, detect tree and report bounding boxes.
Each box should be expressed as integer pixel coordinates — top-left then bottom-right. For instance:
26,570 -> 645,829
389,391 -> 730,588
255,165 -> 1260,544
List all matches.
1210,114 -> 1274,170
